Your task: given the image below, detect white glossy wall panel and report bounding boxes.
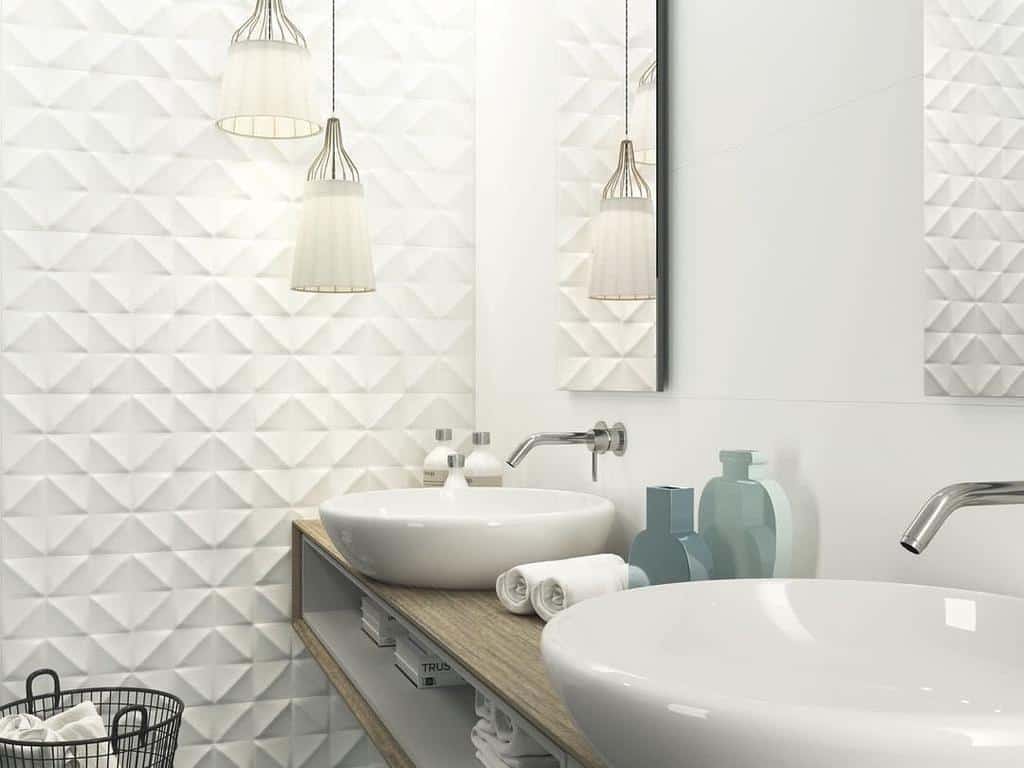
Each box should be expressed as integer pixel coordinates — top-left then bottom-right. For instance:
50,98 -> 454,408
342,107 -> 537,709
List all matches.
477,0 -> 1024,599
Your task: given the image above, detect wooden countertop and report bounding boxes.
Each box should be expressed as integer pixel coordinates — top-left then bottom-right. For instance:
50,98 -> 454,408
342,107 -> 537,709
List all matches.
294,519 -> 605,768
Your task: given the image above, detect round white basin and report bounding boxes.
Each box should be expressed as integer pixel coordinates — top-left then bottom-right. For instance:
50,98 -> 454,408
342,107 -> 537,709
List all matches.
319,487 -> 614,589
542,579 -> 1024,768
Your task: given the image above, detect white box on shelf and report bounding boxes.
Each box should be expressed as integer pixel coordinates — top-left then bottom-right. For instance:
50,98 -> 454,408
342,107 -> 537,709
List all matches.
394,634 -> 466,689
361,597 -> 400,647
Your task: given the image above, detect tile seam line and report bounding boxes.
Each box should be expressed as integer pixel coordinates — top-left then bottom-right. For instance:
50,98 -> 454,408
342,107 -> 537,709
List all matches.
550,391 -> 1024,410
670,72 -> 926,174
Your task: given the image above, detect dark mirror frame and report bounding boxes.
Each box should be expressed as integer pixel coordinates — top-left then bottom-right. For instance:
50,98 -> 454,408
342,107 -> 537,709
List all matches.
656,0 -> 668,391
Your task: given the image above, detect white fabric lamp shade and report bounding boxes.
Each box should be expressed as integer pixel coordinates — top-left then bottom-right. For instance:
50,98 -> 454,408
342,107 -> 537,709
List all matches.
588,197 -> 656,301
291,179 -> 375,293
631,77 -> 657,165
217,40 -> 321,139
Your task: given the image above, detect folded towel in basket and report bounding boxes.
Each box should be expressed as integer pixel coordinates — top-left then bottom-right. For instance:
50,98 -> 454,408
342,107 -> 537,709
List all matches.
0,714 -> 43,739
42,703 -> 101,735
17,702 -> 107,743
3,701 -> 114,768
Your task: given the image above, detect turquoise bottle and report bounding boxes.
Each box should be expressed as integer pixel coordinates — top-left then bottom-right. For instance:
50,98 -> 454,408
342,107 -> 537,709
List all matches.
697,450 -> 792,579
628,487 -> 713,587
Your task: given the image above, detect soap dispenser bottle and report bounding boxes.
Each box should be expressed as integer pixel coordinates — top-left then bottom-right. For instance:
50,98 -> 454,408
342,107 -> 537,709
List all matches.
466,432 -> 503,487
444,454 -> 468,489
423,429 -> 456,487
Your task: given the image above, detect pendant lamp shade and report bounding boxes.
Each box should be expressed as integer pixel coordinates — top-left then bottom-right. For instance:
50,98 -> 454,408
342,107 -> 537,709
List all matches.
588,139 -> 656,301
291,118 -> 375,293
631,60 -> 657,165
216,0 -> 321,140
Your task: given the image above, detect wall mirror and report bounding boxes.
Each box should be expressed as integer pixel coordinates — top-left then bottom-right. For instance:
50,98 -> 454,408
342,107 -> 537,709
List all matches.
556,0 -> 666,392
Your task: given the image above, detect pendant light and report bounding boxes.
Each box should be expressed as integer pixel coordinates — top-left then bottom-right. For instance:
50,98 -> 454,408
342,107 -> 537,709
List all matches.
216,0 -> 322,139
588,0 -> 656,301
631,59 -> 657,165
290,0 -> 375,294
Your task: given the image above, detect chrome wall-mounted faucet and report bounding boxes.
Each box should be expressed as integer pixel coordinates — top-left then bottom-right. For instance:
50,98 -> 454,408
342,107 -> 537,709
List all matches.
901,481 -> 1024,554
506,421 -> 627,481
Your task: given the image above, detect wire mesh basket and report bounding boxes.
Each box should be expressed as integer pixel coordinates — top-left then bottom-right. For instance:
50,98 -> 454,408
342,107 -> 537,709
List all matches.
0,669 -> 183,768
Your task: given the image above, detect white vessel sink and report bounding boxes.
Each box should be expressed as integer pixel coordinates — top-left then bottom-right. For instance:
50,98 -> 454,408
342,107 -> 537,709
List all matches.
542,579 -> 1024,768
319,487 -> 614,589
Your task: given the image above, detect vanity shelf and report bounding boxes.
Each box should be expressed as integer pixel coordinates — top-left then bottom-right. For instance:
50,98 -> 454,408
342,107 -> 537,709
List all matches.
291,519 -> 604,768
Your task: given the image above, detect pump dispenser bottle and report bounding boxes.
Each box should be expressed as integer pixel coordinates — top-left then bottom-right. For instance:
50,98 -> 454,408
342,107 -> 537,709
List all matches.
466,432 -> 503,487
423,428 -> 456,487
444,454 -> 468,489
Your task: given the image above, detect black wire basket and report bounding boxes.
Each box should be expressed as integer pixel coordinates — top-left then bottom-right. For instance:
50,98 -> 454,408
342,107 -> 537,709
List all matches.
0,670 -> 184,768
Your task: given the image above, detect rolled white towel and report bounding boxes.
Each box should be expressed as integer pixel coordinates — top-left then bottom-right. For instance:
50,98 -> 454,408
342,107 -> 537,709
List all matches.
493,709 -> 547,758
530,555 -> 627,622
498,555 -> 625,617
470,719 -> 493,752
475,747 -> 504,768
496,562 -> 555,615
474,691 -> 495,724
476,741 -> 557,768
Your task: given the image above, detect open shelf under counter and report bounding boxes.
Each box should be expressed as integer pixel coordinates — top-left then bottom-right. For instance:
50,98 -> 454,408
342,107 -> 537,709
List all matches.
303,609 -> 479,768
291,519 -> 605,768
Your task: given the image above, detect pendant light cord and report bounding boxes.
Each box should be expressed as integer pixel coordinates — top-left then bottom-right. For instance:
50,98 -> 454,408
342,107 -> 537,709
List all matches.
624,0 -> 629,136
331,0 -> 336,114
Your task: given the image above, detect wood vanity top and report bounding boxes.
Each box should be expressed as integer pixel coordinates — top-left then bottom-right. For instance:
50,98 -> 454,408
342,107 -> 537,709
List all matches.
293,518 -> 605,768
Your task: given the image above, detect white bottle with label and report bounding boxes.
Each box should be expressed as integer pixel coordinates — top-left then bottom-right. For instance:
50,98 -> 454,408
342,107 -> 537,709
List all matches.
466,431 -> 504,487
444,454 -> 468,489
423,428 -> 456,487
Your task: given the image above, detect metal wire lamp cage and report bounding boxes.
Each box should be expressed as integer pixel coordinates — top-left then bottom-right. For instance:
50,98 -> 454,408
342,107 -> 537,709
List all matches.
216,0 -> 322,139
588,0 -> 657,301
290,0 -> 375,293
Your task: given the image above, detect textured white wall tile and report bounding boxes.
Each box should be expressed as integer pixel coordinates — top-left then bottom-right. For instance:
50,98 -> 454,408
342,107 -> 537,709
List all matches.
925,0 -> 1024,396
0,1 -> 475,766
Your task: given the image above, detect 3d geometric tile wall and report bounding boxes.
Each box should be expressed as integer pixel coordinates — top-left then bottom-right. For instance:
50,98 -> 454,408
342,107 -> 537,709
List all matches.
556,0 -> 657,392
924,0 -> 1024,396
0,0 -> 475,766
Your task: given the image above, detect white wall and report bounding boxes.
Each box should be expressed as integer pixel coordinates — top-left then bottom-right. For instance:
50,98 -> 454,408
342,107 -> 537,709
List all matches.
476,0 -> 1024,597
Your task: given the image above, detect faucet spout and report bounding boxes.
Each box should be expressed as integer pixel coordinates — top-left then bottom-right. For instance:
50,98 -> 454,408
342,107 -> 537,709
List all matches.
901,481 -> 1024,554
505,432 -> 593,468
504,422 -> 627,481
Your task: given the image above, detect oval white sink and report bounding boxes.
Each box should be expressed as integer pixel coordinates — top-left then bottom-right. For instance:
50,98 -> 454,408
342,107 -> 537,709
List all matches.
542,579 -> 1024,768
319,487 -> 614,589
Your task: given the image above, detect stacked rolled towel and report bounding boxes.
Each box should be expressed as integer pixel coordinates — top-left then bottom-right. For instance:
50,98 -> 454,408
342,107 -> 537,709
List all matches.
495,554 -> 627,622
471,692 -> 556,768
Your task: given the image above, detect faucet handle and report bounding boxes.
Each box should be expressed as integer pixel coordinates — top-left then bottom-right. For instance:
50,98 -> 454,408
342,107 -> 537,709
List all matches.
590,421 -> 627,481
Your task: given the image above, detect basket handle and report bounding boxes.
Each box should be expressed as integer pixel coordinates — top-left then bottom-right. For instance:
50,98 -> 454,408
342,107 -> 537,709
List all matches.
25,669 -> 61,715
111,705 -> 149,754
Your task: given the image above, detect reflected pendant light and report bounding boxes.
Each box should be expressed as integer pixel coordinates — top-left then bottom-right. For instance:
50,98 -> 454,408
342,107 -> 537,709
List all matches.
632,59 -> 657,165
216,0 -> 322,139
290,0 -> 375,294
588,0 -> 656,301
